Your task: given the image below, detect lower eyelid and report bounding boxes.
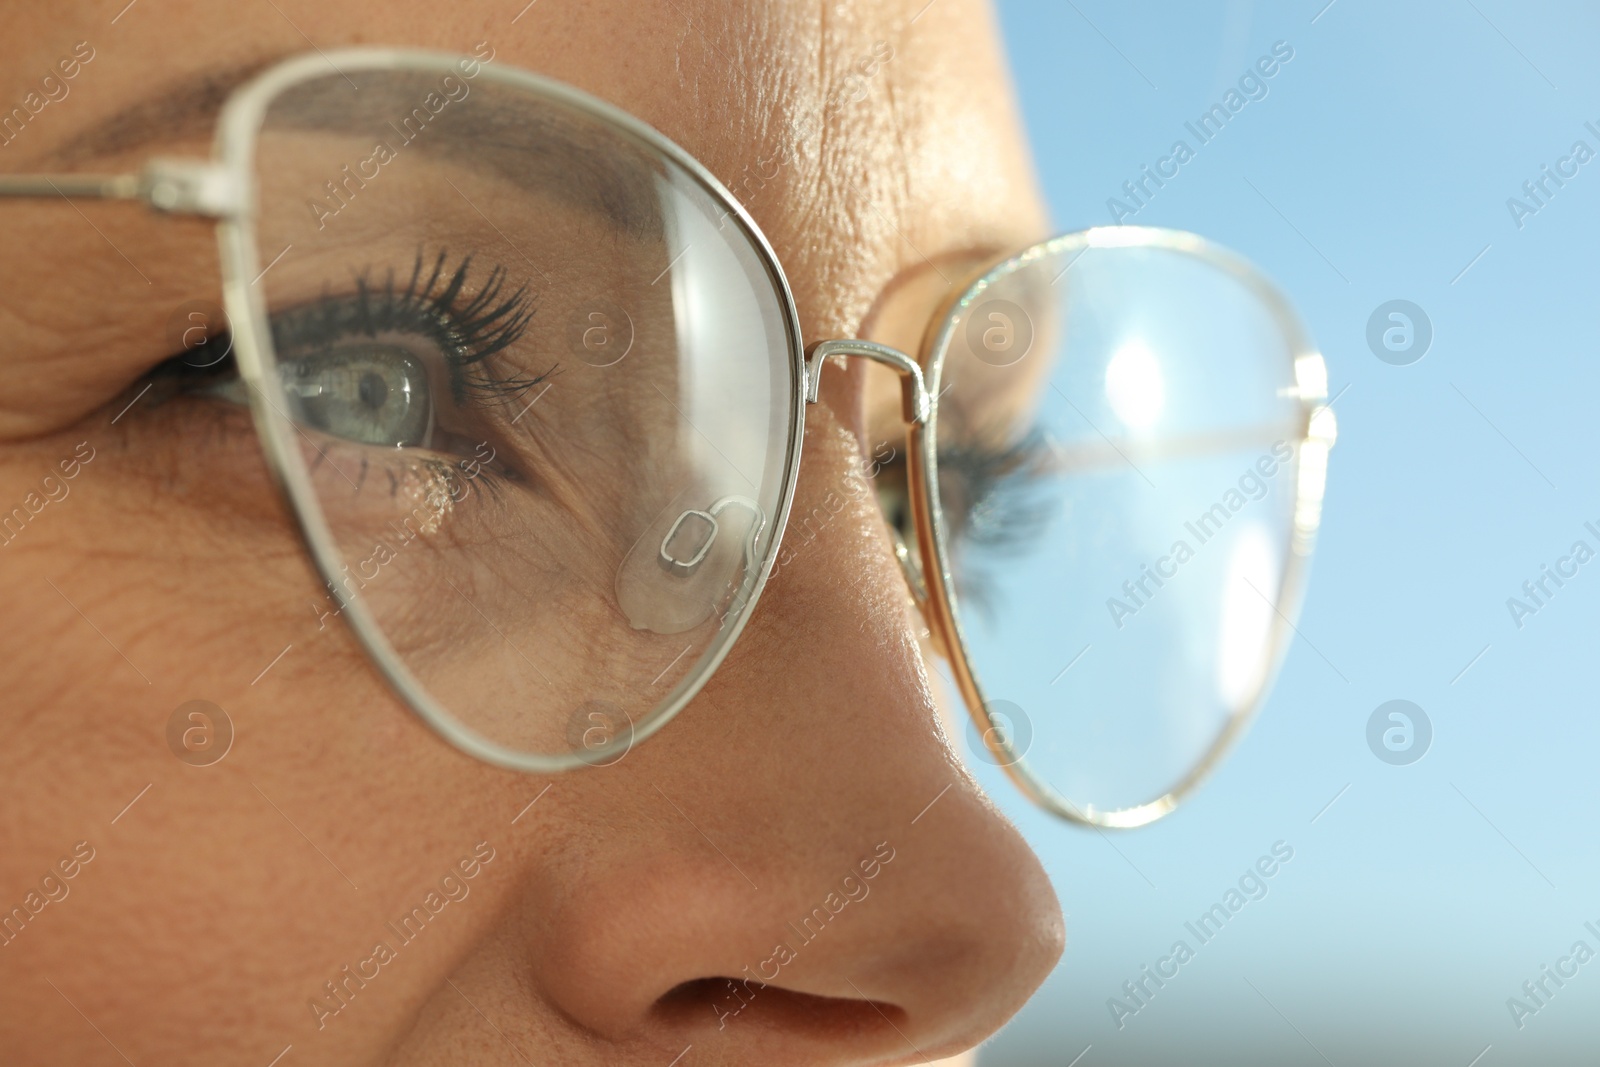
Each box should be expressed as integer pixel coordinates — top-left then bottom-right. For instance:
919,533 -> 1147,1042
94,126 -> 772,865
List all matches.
281,450 -> 499,563
299,434 -> 495,496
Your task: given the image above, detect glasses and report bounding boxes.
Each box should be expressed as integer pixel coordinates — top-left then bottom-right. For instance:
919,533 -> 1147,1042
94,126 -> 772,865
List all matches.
0,48 -> 1334,829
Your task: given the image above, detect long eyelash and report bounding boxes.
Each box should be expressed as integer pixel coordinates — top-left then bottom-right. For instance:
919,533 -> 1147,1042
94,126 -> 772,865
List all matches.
938,432 -> 1053,547
272,248 -> 550,403
935,431 -> 1056,618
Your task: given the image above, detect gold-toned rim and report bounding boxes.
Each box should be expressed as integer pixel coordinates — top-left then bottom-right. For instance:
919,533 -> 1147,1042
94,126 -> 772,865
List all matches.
910,226 -> 1336,829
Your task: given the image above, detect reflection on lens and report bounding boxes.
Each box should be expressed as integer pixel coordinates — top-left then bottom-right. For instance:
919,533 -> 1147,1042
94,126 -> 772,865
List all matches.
927,231 -> 1324,823
1215,522 -> 1279,710
1103,339 -> 1165,430
240,62 -> 800,768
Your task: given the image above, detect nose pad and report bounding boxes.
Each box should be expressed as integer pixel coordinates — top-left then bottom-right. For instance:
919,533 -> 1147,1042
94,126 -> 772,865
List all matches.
658,508 -> 719,578
615,490 -> 764,634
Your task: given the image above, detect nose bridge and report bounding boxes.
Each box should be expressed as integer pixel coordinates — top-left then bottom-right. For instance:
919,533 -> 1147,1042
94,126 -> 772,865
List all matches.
804,339 -> 930,425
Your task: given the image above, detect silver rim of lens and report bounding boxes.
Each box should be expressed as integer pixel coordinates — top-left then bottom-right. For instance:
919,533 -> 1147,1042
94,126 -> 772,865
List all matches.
915,226 -> 1336,828
211,48 -> 808,773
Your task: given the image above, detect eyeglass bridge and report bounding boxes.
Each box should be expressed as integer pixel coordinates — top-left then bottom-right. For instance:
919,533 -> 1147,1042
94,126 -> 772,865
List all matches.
803,339 -> 929,425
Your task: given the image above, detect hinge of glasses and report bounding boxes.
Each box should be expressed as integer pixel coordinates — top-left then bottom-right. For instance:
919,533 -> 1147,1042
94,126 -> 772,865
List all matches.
140,158 -> 246,218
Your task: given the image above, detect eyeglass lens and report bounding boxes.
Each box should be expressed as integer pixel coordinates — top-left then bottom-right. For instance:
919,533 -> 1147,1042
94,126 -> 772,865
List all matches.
929,239 -> 1310,817
246,67 -> 801,764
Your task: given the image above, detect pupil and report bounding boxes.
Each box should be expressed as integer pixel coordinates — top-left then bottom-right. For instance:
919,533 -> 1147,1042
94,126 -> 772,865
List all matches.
358,371 -> 389,410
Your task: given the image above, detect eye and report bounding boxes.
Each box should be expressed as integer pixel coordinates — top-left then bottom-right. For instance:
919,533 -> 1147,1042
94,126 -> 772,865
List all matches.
152,250 -> 547,471
281,342 -> 433,448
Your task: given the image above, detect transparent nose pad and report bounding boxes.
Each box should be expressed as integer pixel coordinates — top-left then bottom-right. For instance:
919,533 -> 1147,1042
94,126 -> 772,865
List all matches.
615,489 -> 765,634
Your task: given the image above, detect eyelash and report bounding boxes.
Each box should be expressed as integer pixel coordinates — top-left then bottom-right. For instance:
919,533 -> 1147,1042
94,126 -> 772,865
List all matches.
936,433 -> 1054,615
936,431 -> 1052,549
271,248 -> 546,405
150,248 -> 546,407
873,433 -> 1052,608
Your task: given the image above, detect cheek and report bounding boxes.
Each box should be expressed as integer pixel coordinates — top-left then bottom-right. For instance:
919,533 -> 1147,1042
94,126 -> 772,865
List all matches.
0,455 -> 522,1053
0,471 -> 529,1052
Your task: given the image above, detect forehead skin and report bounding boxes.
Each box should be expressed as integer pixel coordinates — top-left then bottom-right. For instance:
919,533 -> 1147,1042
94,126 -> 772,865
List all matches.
0,2 -> 1058,1066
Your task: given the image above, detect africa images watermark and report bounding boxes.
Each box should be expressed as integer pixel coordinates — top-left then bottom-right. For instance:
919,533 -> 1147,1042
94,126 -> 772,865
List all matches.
1504,919 -> 1600,1030
308,439 -> 500,633
1,441 -> 97,549
1106,840 -> 1295,1029
765,441 -> 896,583
1105,440 -> 1294,630
307,41 -> 497,230
1505,118 -> 1600,231
1106,41 -> 1296,224
1503,518 -> 1600,630
711,841 -> 897,1029
0,40 -> 96,149
0,840 -> 97,949
308,841 -> 497,1029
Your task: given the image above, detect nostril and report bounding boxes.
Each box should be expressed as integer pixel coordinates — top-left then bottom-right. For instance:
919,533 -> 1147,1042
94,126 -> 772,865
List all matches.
655,976 -> 908,1037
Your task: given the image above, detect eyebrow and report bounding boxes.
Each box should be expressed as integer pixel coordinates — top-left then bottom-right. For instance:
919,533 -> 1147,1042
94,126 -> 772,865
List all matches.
43,55 -> 665,237
46,57 -> 290,166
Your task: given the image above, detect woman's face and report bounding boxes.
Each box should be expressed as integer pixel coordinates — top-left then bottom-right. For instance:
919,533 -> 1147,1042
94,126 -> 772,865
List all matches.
0,2 -> 1061,1064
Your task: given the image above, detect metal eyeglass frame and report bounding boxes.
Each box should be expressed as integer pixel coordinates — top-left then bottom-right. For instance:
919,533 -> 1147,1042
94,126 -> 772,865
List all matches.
0,48 -> 1335,829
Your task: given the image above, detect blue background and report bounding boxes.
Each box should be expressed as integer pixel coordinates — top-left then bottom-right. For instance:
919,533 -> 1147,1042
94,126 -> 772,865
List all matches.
979,1 -> 1600,1064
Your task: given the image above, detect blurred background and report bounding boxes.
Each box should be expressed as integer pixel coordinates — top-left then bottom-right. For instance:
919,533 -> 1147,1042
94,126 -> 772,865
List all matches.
974,1 -> 1600,1064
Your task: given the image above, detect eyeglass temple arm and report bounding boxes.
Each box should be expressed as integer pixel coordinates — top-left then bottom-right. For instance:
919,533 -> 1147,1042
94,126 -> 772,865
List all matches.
0,173 -> 142,198
0,158 -> 243,217
804,339 -> 929,426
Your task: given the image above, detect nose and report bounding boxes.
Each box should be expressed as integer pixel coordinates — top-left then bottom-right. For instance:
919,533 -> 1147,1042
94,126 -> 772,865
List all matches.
525,403 -> 1064,1064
